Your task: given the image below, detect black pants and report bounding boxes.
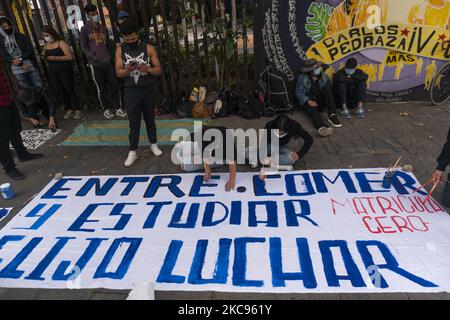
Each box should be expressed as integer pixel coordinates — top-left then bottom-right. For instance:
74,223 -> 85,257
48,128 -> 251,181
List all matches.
301,83 -> 337,130
335,81 -> 367,109
125,86 -> 157,151
89,63 -> 121,110
0,105 -> 28,173
48,65 -> 80,110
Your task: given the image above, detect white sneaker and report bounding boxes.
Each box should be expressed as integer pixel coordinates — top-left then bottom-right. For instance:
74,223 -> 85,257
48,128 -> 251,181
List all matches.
124,151 -> 138,167
150,144 -> 162,157
116,108 -> 127,118
103,109 -> 115,120
318,126 -> 334,137
63,110 -> 74,119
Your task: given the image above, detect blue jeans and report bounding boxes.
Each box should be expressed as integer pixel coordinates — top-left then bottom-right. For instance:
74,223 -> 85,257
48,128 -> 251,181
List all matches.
15,70 -> 43,88
244,145 -> 296,166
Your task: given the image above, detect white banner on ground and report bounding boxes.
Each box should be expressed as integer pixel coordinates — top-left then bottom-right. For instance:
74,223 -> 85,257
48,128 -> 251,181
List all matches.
0,169 -> 449,293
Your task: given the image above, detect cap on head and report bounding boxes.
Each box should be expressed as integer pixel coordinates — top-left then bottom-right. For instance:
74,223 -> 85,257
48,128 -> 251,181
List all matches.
345,58 -> 358,69
300,59 -> 323,73
118,11 -> 130,19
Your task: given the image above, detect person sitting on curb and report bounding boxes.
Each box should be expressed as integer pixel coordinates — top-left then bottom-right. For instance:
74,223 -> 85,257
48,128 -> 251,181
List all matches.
0,64 -> 44,180
296,58 -> 341,137
17,86 -> 56,130
333,57 -> 368,119
174,126 -> 237,192
433,127 -> 450,207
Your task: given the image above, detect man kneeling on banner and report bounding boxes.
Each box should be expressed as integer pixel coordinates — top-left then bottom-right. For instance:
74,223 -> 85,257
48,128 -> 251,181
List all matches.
244,115 -> 314,172
333,58 -> 369,120
17,86 -> 57,130
296,59 -> 341,137
174,126 -> 237,192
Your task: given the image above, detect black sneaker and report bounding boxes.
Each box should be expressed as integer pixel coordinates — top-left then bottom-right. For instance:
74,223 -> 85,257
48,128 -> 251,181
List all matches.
18,153 -> 44,162
328,114 -> 342,128
6,168 -> 25,180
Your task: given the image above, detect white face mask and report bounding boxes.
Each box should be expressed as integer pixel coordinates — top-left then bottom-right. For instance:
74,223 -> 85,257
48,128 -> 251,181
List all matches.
43,35 -> 54,43
313,67 -> 322,76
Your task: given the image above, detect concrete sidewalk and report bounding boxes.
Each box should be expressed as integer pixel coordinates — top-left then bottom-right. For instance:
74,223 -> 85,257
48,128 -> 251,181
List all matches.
0,102 -> 449,300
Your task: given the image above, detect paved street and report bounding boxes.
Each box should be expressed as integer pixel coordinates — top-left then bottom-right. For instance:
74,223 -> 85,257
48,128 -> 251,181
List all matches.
1,101 -> 449,300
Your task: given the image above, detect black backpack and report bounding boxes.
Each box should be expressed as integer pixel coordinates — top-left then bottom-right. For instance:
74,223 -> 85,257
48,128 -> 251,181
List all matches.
224,90 -> 240,115
160,89 -> 185,115
238,92 -> 263,120
176,101 -> 195,118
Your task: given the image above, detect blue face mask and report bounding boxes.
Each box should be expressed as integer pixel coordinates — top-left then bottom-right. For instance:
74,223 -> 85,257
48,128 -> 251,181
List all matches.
90,15 -> 101,23
313,67 -> 322,76
345,68 -> 355,75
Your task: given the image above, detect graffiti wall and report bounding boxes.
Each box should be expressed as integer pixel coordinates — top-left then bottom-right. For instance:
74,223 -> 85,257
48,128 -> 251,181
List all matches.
254,0 -> 450,102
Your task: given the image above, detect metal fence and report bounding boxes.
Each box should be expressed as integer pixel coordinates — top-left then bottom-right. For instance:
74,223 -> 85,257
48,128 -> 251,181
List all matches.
0,0 -> 255,106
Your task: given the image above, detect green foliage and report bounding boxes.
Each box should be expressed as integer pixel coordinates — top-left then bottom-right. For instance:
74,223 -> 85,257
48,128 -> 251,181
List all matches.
305,2 -> 333,43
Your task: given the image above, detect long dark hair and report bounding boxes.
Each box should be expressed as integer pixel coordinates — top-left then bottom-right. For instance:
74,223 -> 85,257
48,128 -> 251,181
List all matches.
41,25 -> 62,41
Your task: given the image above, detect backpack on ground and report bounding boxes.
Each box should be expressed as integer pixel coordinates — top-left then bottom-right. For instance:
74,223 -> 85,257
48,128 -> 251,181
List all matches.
177,100 -> 195,118
238,92 -> 263,120
192,100 -> 209,118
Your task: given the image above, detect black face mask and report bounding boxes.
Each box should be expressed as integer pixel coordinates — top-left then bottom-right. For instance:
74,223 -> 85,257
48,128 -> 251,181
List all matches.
128,40 -> 139,49
3,28 -> 13,35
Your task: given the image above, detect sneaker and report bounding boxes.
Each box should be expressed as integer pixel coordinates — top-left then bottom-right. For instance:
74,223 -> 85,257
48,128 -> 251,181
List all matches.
116,108 -> 127,118
103,109 -> 115,120
354,108 -> 366,119
317,126 -> 334,137
250,163 -> 259,169
18,153 -> 44,162
6,168 -> 25,180
124,151 -> 138,167
73,110 -> 84,120
150,144 -> 163,157
328,114 -> 342,128
63,110 -> 74,119
340,109 -> 352,119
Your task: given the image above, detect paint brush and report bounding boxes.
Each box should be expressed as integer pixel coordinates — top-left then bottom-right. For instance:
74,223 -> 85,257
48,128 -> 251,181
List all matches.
413,178 -> 435,193
424,180 -> 439,203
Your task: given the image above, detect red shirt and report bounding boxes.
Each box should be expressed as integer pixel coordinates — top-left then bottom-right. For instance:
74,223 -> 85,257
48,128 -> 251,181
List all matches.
0,64 -> 12,107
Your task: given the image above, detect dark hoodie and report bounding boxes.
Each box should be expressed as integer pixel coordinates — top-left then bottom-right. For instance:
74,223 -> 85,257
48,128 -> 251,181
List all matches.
16,86 -> 55,120
437,128 -> 450,172
80,21 -> 114,66
265,115 -> 314,158
0,16 -> 35,74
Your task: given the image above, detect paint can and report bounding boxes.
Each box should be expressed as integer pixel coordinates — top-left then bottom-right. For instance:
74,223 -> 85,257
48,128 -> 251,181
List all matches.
0,183 -> 15,200
382,172 -> 395,189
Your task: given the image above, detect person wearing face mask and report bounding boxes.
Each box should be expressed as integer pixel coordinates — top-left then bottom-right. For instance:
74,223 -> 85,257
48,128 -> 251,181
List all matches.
296,59 -> 340,137
41,25 -> 82,120
115,21 -> 163,167
0,16 -> 43,88
333,58 -> 368,119
80,4 -> 126,120
262,115 -> 314,167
